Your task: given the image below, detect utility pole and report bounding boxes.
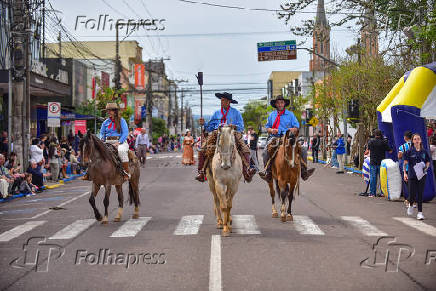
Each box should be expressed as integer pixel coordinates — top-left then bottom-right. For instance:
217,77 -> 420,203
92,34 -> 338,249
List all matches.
146,60 -> 153,137
57,31 -> 61,59
11,0 -> 26,169
114,22 -> 121,91
180,88 -> 184,133
24,8 -> 31,170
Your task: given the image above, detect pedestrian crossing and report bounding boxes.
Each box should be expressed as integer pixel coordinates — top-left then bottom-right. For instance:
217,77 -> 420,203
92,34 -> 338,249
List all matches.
1,214 -> 435,242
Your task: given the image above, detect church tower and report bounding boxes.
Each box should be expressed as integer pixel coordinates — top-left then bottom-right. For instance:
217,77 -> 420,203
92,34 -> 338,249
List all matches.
310,0 -> 331,72
360,6 -> 379,57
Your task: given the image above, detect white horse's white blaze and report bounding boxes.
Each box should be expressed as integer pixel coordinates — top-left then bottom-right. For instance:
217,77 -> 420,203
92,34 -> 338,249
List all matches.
290,144 -> 295,167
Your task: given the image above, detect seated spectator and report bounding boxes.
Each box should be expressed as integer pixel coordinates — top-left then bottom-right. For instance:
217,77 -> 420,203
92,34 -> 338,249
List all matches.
26,159 -> 45,190
20,173 -> 37,196
0,153 -> 14,198
60,148 -> 68,178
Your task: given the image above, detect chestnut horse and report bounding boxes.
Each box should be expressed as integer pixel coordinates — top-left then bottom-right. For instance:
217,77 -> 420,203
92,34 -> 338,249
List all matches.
80,132 -> 140,224
268,129 -> 301,222
206,125 -> 243,236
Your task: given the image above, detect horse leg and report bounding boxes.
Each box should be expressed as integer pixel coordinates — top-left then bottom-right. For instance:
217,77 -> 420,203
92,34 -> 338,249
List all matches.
287,185 -> 294,221
114,185 -> 123,222
208,174 -> 223,229
216,183 -> 230,236
131,177 -> 140,219
278,180 -> 288,222
268,180 -> 278,218
89,183 -> 102,221
101,185 -> 111,224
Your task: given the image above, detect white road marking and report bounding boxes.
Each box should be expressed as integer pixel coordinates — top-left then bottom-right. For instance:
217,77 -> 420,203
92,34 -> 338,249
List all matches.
49,219 -> 95,240
0,221 -> 46,242
232,215 -> 261,235
393,217 -> 436,237
341,216 -> 388,236
174,215 -> 204,235
110,217 -> 151,237
294,215 -> 325,235
209,235 -> 222,291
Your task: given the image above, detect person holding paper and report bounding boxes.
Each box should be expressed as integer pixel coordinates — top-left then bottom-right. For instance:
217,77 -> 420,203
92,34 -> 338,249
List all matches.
403,133 -> 431,220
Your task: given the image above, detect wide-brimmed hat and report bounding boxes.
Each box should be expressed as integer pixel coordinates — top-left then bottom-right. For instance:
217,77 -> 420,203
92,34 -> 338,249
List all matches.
185,128 -> 191,133
270,95 -> 290,108
105,103 -> 119,110
215,92 -> 238,104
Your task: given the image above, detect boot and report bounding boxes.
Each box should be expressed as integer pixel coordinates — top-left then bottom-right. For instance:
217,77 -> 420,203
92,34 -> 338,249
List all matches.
301,161 -> 315,181
122,162 -> 130,181
243,152 -> 256,183
81,170 -> 90,180
195,151 -> 206,182
258,162 -> 272,182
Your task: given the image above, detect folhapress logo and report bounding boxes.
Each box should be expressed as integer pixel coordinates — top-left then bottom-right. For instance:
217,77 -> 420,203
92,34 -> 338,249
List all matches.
10,237 -> 65,272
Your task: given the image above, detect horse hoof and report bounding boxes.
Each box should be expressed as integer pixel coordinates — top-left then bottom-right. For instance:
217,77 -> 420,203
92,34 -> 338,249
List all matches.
286,214 -> 293,221
101,220 -> 108,225
280,216 -> 286,222
216,223 -> 223,229
222,230 -> 230,237
96,216 -> 102,221
114,217 -> 121,222
272,212 -> 279,218
132,214 -> 139,219
229,226 -> 233,233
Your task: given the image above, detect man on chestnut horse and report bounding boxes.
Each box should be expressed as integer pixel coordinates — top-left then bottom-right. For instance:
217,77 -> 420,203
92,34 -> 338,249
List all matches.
195,92 -> 256,183
259,95 -> 315,182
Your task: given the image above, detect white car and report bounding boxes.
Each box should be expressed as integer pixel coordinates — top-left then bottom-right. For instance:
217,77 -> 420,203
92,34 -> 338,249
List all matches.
257,136 -> 267,149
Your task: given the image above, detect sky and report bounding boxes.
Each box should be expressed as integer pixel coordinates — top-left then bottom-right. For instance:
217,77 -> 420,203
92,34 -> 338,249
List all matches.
50,0 -> 360,115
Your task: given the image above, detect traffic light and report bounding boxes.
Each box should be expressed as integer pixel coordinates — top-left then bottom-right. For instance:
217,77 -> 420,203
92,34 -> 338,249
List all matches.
197,72 -> 203,85
347,99 -> 359,120
306,108 -> 313,122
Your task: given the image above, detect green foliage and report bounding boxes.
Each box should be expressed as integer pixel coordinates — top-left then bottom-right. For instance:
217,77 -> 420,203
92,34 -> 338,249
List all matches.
151,117 -> 169,143
241,100 -> 269,132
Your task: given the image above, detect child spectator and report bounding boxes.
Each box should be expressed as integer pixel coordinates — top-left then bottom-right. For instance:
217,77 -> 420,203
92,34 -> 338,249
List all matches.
20,173 -> 37,196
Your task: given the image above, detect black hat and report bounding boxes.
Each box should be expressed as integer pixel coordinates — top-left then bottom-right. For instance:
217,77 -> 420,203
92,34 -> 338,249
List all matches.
270,95 -> 290,108
215,92 -> 238,104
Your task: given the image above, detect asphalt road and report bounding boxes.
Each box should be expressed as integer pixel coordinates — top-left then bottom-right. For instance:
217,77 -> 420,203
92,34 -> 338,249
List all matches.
0,152 -> 435,291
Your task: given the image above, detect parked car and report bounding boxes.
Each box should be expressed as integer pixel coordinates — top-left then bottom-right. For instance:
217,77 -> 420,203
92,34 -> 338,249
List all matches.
257,136 -> 267,149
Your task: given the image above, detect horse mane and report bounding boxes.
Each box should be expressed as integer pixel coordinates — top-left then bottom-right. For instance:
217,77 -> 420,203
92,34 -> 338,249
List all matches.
87,133 -> 114,162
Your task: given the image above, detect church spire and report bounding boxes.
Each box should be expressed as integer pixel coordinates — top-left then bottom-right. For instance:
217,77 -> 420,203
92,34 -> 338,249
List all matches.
315,0 -> 328,27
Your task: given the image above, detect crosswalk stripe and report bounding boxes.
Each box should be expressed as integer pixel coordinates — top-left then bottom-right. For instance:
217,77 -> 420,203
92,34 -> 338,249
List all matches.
110,217 -> 152,238
393,217 -> 436,237
174,215 -> 204,235
294,215 -> 325,235
232,215 -> 261,235
209,235 -> 222,291
49,219 -> 95,240
0,221 -> 46,242
341,216 -> 387,236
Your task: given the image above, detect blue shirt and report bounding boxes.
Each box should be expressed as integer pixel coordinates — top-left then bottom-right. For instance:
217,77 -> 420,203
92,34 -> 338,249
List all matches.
334,137 -> 346,155
265,110 -> 299,137
403,146 -> 430,179
205,107 -> 244,132
100,118 -> 129,143
398,142 -> 411,172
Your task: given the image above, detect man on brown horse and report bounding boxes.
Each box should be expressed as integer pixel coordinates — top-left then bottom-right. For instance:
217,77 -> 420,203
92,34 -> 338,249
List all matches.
83,103 -> 131,181
259,95 -> 315,182
196,92 -> 256,183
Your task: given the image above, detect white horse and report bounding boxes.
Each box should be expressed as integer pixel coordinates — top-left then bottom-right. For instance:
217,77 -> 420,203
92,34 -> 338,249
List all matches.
206,125 -> 243,236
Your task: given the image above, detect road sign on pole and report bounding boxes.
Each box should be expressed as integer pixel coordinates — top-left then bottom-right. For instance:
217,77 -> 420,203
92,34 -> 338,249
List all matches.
257,40 -> 297,61
48,102 -> 61,127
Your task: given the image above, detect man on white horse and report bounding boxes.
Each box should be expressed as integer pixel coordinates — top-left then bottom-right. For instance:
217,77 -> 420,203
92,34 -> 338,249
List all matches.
196,92 -> 256,183
259,95 -> 315,182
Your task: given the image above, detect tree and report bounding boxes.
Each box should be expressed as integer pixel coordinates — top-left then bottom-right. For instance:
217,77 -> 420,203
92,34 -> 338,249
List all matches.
151,117 -> 169,143
241,100 -> 270,132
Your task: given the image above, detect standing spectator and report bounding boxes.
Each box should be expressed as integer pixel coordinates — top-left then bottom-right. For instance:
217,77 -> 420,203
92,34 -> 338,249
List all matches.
0,136 -> 9,156
398,130 -> 412,198
334,132 -> 346,174
311,132 -> 320,163
48,144 -> 60,182
430,135 -> 436,181
403,133 -> 431,220
182,130 -> 195,165
135,128 -> 150,167
367,129 -> 393,197
427,124 -> 433,138
67,129 -> 74,146
0,154 -> 14,198
30,139 -> 44,164
73,132 -> 80,153
69,150 -> 79,175
246,126 -> 259,172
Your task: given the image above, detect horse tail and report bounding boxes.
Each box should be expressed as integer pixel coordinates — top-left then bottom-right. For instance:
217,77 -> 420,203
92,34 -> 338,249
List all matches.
128,180 -> 140,206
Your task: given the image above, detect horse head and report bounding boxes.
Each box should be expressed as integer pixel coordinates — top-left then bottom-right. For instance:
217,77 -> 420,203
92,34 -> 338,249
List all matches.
283,129 -> 299,168
79,132 -> 94,166
217,125 -> 236,170
284,129 -> 296,147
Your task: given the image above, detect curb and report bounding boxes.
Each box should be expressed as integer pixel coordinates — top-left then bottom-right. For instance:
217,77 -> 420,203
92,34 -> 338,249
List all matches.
308,156 -> 363,175
0,173 -> 85,203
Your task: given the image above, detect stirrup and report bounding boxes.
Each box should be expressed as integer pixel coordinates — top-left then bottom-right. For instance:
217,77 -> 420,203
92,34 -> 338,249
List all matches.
195,170 -> 205,182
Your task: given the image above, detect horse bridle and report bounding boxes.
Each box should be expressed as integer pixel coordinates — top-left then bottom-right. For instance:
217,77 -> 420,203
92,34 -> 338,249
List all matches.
283,131 -> 297,168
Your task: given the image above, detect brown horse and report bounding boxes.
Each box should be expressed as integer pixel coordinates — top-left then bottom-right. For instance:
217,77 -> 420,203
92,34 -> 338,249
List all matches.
80,132 -> 140,224
268,129 -> 301,222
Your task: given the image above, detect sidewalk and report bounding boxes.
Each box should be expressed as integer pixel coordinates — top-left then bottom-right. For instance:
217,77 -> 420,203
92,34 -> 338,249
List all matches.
0,173 -> 85,203
307,151 -> 363,175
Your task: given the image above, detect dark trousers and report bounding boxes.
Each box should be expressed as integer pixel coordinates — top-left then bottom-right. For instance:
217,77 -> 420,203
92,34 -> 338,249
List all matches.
312,148 -> 319,163
408,176 -> 426,212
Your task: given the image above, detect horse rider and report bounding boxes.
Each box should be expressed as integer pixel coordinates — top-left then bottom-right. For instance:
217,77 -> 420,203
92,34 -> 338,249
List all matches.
259,95 -> 315,182
98,102 -> 130,181
196,92 -> 257,183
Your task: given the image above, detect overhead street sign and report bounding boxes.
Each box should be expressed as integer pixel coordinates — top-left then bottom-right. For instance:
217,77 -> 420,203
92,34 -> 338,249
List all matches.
257,40 -> 297,62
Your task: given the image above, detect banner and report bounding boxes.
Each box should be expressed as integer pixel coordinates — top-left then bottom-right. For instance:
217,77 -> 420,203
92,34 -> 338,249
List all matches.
135,100 -> 142,120
101,71 -> 110,88
75,120 -> 87,134
134,64 -> 145,89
